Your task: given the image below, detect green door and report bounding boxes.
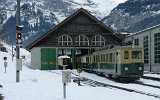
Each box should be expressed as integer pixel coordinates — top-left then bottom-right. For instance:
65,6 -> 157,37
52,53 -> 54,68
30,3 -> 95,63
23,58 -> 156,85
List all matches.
41,48 -> 56,70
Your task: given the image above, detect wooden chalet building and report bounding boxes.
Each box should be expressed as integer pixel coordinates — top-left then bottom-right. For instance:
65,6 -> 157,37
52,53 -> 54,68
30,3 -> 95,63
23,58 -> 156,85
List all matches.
26,8 -> 123,70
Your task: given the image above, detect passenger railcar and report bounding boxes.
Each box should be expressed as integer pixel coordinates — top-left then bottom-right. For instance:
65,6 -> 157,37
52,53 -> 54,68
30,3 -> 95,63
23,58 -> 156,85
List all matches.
81,46 -> 144,81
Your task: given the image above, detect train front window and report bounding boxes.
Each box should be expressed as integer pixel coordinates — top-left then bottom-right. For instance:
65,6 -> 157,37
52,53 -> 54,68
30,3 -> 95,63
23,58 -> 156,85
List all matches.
124,51 -> 129,59
132,51 -> 142,59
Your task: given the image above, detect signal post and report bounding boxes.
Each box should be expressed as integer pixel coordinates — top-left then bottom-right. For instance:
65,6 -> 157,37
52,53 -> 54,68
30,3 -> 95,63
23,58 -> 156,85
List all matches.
16,0 -> 22,82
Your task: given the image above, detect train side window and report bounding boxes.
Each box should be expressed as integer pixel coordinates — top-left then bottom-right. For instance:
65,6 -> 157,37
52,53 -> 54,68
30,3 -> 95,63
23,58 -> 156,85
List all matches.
107,54 -> 109,62
109,53 -> 112,62
101,54 -> 103,62
90,56 -> 92,63
103,54 -> 105,62
110,53 -> 113,62
93,56 -> 96,63
124,51 -> 129,59
86,57 -> 89,63
98,55 -> 100,62
95,55 -> 97,63
105,54 -> 108,62
96,55 -> 99,62
113,53 -> 115,62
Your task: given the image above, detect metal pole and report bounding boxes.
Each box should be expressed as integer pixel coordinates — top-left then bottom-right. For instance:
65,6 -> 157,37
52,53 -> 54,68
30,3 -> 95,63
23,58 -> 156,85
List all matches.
16,0 -> 21,82
12,41 -> 13,62
63,83 -> 66,99
5,67 -> 6,73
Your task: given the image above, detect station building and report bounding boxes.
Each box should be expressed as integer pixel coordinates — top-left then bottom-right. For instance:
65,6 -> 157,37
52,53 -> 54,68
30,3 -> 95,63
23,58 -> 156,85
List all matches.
26,8 -> 123,70
125,24 -> 160,72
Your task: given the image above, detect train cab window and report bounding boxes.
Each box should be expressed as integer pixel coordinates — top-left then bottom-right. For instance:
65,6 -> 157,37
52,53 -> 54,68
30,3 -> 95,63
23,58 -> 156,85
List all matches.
124,51 -> 129,59
132,51 -> 142,59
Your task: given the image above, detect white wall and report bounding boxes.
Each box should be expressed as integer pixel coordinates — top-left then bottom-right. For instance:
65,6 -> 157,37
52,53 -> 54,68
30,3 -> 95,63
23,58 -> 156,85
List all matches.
31,47 -> 41,69
125,25 -> 160,72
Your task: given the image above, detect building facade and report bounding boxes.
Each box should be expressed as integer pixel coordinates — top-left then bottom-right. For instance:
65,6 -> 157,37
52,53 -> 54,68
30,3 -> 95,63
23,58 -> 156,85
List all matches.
125,24 -> 160,72
26,8 -> 123,70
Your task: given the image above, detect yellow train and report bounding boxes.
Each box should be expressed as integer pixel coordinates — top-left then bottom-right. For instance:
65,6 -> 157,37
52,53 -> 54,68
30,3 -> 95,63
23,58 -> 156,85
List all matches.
81,46 -> 144,81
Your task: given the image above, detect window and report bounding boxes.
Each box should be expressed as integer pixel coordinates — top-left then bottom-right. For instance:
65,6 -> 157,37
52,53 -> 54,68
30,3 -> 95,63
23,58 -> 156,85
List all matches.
101,54 -> 105,62
100,54 -> 102,62
89,56 -> 92,63
91,35 -> 105,46
58,35 -> 72,46
143,36 -> 149,63
96,55 -> 99,62
154,33 -> 160,63
134,38 -> 139,46
86,57 -> 89,63
112,53 -> 115,62
75,35 -> 89,46
106,54 -> 108,62
103,54 -> 105,62
132,51 -> 142,59
109,53 -> 112,62
93,56 -> 96,63
124,51 -> 129,59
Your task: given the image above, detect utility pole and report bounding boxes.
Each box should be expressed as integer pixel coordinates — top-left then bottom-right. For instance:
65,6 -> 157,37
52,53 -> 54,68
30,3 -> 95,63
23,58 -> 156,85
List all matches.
16,0 -> 22,82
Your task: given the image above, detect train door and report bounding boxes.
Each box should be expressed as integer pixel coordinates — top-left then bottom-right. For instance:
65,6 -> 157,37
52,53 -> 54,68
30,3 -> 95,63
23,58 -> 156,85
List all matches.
116,50 -> 121,73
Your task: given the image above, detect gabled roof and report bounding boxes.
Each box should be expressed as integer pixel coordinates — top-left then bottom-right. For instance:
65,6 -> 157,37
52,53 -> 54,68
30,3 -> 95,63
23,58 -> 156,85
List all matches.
26,8 -> 122,51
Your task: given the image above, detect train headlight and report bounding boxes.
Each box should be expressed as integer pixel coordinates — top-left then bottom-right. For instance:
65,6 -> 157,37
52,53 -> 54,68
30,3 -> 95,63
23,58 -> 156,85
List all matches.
139,67 -> 142,71
125,67 -> 128,71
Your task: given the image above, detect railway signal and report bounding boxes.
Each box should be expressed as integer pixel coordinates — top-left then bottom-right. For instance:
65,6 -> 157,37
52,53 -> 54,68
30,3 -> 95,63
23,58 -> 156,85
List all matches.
16,31 -> 22,46
16,0 -> 23,83
3,57 -> 7,73
17,32 -> 22,40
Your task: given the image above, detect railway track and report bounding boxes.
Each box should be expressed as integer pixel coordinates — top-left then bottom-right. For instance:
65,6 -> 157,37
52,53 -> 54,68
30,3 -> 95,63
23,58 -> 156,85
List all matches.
83,70 -> 160,90
72,76 -> 160,99
0,94 -> 3,100
0,85 -> 3,100
142,76 -> 160,81
134,81 -> 160,89
48,71 -> 160,99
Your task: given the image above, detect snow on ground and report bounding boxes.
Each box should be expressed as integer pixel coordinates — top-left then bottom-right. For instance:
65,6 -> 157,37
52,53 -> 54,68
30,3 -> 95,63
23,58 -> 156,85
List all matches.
0,43 -> 160,100
144,73 -> 160,78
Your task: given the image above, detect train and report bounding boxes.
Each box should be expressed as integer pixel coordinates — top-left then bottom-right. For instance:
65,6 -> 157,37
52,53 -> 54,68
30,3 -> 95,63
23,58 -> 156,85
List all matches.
79,46 -> 144,81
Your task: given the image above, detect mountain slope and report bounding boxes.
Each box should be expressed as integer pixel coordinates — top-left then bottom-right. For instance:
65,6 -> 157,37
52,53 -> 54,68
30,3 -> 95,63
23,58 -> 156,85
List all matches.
103,0 -> 160,32
0,0 -> 127,46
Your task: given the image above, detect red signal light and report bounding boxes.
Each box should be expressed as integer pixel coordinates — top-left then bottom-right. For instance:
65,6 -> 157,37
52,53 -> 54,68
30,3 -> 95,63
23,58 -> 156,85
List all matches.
17,32 -> 22,39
